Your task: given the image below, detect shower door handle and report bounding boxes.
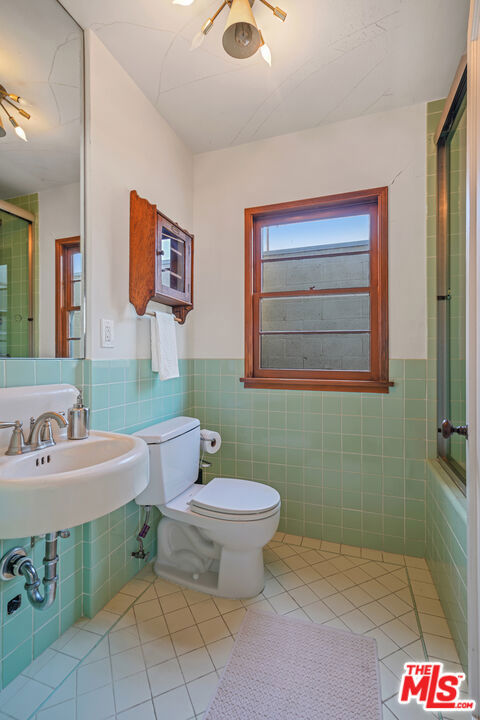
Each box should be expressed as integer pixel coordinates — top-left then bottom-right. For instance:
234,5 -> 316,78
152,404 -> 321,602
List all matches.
439,418 -> 468,440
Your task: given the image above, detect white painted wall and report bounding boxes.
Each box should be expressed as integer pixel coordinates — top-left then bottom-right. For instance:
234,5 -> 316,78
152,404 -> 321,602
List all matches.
85,31 -> 193,359
38,182 -> 80,357
192,103 -> 427,360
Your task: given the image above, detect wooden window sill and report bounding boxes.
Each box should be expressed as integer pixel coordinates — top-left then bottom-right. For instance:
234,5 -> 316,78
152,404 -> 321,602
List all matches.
240,377 -> 394,393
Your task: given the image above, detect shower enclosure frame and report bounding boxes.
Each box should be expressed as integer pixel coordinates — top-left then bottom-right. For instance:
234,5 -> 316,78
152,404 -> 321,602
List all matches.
435,55 -> 468,490
0,199 -> 35,358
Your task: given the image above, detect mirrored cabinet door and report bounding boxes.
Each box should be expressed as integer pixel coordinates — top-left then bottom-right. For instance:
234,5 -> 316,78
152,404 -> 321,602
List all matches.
156,215 -> 192,305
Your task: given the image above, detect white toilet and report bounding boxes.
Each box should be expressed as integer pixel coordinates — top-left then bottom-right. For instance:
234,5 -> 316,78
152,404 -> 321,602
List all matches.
135,417 -> 281,598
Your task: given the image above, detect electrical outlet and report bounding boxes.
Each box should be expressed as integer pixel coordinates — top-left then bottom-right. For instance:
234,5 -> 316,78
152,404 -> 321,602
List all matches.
101,319 -> 115,348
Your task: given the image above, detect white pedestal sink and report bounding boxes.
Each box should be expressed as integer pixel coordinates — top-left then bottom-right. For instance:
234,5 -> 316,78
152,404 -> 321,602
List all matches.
0,384 -> 149,538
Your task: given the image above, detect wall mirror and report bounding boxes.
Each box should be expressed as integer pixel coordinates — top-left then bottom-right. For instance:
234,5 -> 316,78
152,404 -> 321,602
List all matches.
0,0 -> 84,358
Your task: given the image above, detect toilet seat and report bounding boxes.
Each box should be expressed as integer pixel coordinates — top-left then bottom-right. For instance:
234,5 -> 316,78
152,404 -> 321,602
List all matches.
189,477 -> 281,521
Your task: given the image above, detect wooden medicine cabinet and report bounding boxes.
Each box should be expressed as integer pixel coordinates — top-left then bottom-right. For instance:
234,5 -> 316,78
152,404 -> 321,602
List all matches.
129,190 -> 193,323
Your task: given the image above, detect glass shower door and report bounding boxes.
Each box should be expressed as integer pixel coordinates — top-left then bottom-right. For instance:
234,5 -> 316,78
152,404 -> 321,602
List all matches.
0,209 -> 32,357
448,97 -> 467,473
436,65 -> 468,486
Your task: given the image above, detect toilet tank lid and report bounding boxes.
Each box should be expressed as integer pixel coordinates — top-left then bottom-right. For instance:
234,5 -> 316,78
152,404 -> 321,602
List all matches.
134,416 -> 200,444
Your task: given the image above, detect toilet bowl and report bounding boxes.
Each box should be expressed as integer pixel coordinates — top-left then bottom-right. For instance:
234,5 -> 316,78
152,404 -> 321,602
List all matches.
135,418 -> 281,598
157,479 -> 280,597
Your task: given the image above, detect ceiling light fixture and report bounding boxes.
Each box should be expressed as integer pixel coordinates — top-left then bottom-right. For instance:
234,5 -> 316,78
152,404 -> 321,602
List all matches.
186,0 -> 286,65
0,85 -> 30,141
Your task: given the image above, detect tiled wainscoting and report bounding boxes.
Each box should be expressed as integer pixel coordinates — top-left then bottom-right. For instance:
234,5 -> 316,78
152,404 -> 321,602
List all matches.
0,527 -> 84,691
192,358 -> 427,557
0,359 -> 85,690
0,534 -> 465,720
0,352 -> 469,694
82,358 -> 193,618
0,358 -> 193,692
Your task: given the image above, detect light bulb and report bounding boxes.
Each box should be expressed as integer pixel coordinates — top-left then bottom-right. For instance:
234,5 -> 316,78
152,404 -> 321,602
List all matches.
235,22 -> 252,48
7,94 -> 30,107
173,0 -> 195,5
190,30 -> 205,50
15,125 -> 27,142
260,42 -> 272,66
191,17 -> 213,51
8,116 -> 27,141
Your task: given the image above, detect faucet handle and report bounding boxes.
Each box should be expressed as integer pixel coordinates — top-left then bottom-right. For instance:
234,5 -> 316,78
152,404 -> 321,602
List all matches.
0,420 -> 22,429
3,421 -> 27,456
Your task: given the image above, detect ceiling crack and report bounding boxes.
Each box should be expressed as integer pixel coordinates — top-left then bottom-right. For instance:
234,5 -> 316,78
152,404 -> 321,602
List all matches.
155,2 -> 223,105
47,31 -> 81,124
318,57 -> 385,126
229,8 -> 401,147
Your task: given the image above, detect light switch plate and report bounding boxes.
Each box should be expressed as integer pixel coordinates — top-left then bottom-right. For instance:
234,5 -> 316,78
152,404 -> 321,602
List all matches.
101,318 -> 115,348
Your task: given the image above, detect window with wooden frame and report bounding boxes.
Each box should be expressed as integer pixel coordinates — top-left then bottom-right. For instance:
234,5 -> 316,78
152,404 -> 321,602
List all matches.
55,236 -> 82,358
242,187 -> 391,392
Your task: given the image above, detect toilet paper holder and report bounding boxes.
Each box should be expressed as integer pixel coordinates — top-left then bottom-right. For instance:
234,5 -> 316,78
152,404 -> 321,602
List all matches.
200,429 -> 222,455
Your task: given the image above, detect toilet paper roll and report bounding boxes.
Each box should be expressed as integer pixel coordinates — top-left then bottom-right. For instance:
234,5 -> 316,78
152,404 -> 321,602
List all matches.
200,429 -> 221,454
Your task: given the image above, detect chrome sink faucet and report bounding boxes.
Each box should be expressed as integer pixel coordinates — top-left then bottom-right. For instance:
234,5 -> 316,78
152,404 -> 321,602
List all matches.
0,412 -> 68,455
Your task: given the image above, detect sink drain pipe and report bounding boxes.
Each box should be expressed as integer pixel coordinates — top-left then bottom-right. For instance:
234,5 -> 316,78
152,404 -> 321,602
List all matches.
0,530 -> 70,611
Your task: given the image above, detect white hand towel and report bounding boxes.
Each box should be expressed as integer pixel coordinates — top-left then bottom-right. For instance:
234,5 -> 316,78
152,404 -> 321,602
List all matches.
151,311 -> 179,380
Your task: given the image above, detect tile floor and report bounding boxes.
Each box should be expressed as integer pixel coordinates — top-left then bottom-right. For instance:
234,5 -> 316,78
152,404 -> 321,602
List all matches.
0,533 -> 468,720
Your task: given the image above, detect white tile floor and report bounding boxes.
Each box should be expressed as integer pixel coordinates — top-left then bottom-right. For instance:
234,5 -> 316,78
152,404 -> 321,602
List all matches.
0,533 -> 468,720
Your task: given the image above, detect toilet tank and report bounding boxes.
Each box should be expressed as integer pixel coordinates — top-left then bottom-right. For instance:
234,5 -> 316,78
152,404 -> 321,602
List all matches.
134,417 -> 200,506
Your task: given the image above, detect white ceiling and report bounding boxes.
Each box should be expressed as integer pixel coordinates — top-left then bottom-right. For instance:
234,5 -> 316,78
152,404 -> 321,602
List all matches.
62,0 -> 469,153
0,0 -> 82,198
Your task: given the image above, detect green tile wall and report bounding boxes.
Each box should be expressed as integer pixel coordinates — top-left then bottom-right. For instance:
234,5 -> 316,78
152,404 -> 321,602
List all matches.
0,357 -> 193,690
425,99 -> 468,672
81,358 -> 194,617
192,358 -> 427,557
427,460 -> 467,669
